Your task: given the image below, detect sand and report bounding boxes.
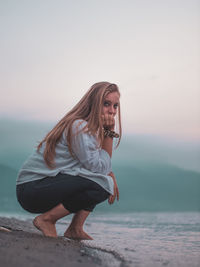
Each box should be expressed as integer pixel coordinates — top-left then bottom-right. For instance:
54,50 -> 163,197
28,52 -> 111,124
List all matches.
0,217 -> 124,267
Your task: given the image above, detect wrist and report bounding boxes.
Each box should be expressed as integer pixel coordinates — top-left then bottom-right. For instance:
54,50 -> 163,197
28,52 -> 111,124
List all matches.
103,125 -> 114,130
103,128 -> 119,139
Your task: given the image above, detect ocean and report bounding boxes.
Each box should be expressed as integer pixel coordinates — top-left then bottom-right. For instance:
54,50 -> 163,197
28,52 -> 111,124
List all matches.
0,119 -> 200,266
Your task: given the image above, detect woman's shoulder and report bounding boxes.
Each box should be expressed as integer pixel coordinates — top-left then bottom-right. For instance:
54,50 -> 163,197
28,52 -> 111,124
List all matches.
73,119 -> 87,126
62,119 -> 87,140
72,119 -> 88,133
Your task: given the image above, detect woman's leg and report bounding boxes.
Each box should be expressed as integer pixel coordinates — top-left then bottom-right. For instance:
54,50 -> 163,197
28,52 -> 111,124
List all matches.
33,203 -> 70,237
64,210 -> 93,240
17,174 -> 109,238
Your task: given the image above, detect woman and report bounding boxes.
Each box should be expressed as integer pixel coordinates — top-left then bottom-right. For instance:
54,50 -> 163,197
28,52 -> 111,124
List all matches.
16,81 -> 121,240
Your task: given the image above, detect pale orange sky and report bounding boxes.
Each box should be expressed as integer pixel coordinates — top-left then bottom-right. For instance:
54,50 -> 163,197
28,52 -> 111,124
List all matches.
0,0 -> 200,140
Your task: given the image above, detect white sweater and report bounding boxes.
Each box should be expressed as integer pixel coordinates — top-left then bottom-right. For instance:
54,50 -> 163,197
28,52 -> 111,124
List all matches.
16,120 -> 114,195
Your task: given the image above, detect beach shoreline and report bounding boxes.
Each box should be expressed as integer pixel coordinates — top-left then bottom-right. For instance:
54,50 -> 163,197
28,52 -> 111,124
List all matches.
0,217 -> 124,267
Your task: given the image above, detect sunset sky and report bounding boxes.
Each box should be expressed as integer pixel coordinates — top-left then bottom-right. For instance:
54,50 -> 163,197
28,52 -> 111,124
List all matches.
1,0 -> 199,140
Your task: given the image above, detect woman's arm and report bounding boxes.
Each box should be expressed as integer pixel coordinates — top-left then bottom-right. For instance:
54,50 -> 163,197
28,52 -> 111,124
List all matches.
101,115 -> 120,202
71,120 -> 112,174
102,135 -> 113,158
108,171 -> 119,204
101,114 -> 115,158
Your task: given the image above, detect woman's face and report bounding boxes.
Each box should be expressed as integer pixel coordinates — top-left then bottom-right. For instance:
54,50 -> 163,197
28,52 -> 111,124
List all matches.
102,91 -> 120,117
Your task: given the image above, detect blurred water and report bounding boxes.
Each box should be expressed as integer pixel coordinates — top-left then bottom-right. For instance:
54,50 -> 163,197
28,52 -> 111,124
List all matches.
1,119 -> 200,213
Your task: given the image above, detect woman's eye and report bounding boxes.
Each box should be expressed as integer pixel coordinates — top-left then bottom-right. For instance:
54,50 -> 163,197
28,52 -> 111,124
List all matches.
114,104 -> 118,109
104,101 -> 110,107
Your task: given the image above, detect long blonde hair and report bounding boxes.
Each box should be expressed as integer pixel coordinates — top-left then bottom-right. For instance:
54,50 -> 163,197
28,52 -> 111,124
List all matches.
37,81 -> 122,168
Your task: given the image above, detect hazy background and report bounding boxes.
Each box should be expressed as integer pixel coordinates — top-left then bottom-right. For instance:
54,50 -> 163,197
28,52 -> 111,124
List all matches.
0,0 -> 200,213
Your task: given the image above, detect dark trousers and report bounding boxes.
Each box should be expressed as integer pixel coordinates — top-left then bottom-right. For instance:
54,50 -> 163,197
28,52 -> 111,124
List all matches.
16,173 -> 110,213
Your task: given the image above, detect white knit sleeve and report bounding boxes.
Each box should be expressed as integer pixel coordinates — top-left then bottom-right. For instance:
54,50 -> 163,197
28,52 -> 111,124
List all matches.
71,120 -> 112,175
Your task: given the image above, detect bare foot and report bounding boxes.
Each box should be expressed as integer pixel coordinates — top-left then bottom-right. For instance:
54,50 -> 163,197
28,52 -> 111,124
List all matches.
33,215 -> 57,237
64,227 -> 93,240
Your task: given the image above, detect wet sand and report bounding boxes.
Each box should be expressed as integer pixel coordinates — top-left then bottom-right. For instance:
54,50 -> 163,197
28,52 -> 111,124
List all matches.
0,217 -> 123,267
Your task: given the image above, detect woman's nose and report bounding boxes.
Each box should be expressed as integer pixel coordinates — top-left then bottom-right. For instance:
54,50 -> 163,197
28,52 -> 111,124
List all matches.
108,106 -> 115,114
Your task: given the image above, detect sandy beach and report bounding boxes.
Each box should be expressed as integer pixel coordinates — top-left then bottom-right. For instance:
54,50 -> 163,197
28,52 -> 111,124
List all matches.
0,217 -> 123,267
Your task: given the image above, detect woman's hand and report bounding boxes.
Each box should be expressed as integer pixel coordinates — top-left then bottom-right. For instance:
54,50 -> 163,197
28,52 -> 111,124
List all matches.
102,114 -> 115,130
108,172 -> 119,204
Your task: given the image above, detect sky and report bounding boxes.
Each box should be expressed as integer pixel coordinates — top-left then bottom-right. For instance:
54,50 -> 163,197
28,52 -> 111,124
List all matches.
0,0 -> 200,140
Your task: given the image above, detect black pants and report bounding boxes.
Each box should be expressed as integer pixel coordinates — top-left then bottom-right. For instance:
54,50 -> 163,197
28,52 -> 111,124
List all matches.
16,173 -> 110,213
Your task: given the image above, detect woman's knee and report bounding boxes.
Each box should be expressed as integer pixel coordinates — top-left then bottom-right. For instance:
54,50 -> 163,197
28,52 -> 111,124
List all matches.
85,189 -> 109,204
